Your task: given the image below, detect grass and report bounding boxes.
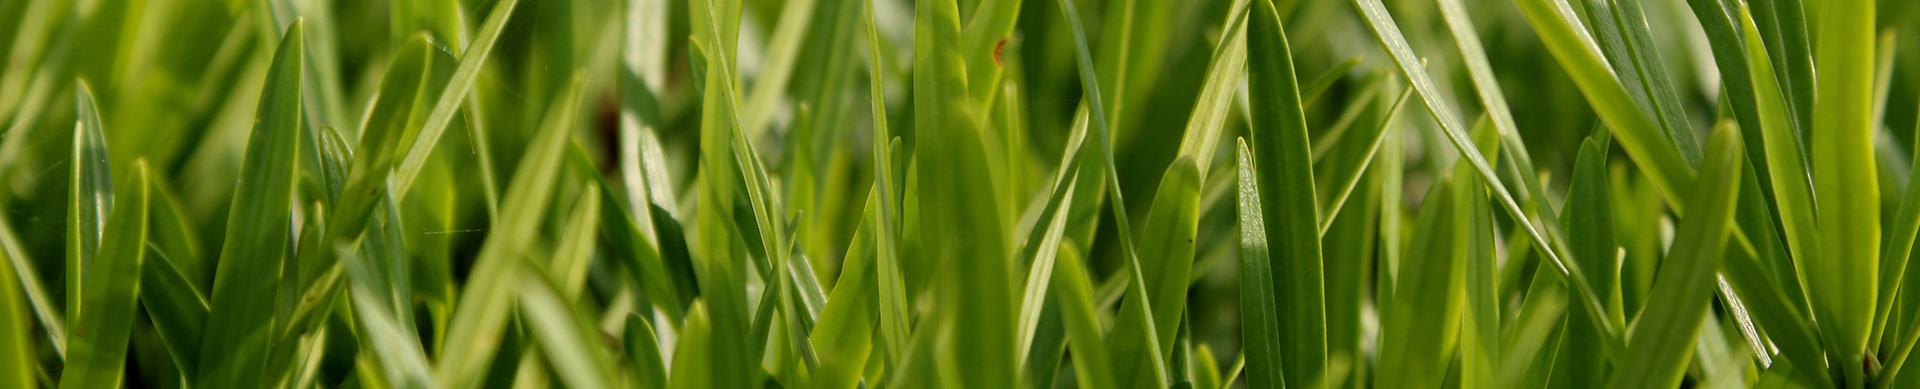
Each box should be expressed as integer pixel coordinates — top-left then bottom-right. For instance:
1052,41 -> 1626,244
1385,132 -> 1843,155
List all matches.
4,0 -> 1920,387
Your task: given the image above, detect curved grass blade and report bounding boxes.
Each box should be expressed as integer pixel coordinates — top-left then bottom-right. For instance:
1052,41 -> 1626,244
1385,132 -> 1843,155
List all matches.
432,78 -> 584,387
59,160 -> 149,389
520,271 -> 620,389
343,244 -> 435,389
625,314 -> 669,389
1610,124 -> 1745,389
390,0 -> 521,199
195,20 -> 305,389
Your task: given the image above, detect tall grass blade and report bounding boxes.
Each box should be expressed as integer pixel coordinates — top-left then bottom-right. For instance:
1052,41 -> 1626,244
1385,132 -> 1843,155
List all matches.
58,161 -> 148,389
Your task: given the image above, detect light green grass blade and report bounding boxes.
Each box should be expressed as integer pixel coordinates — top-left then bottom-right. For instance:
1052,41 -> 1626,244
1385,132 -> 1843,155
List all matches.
960,0 -> 1021,108
1014,176 -> 1075,372
810,193 -> 878,389
343,244 -> 435,389
1610,123 -> 1745,389
551,186 -> 601,296
1315,85 -> 1412,235
861,0 -> 908,366
1809,0 -> 1880,381
1377,145 -> 1478,389
668,302 -> 716,389
58,160 -> 148,389
1736,8 -> 1828,368
195,20 -> 304,389
1246,0 -> 1324,383
0,209 -> 59,359
1234,139 -> 1285,389
432,78 -> 583,387
1555,131 -> 1621,383
688,0 -> 755,385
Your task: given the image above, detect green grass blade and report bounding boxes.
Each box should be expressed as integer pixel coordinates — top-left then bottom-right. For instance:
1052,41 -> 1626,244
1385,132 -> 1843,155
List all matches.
58,160 -> 148,389
432,78 -> 583,387
0,210 -> 60,359
1610,123 -> 1745,389
390,0 -> 520,199
738,0 -> 816,137
1014,176 -> 1075,372
1235,139 -> 1285,389
1246,0 -> 1325,383
668,302 -> 716,389
1736,8 -> 1829,368
861,0 -> 908,365
195,20 -> 305,389
1053,243 -> 1119,389
1377,150 -> 1477,389
551,185 -> 601,296
809,193 -> 879,389
625,314 -> 669,389
1808,0 -> 1880,380
519,272 -> 620,389
66,81 -> 112,327
343,245 -> 434,388
0,228 -> 32,389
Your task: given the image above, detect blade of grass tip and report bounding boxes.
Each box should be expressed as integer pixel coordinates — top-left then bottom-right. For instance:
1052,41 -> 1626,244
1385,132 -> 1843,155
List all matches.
668,302 -> 717,389
59,160 -> 149,389
0,233 -> 31,388
1366,0 -> 1626,356
626,314 -> 669,389
432,78 -> 584,387
390,0 -> 520,199
1246,0 -> 1326,384
1554,131 -> 1622,383
1053,0 -> 1172,383
520,271 -> 621,389
1053,243 -> 1120,389
1611,123 -> 1745,389
1498,269 -> 1570,388
1808,0 -> 1880,381
67,80 -> 112,325
861,0 -> 909,364
195,19 -> 304,389
1219,351 -> 1247,389
1235,139 -> 1285,389
1173,0 -> 1250,175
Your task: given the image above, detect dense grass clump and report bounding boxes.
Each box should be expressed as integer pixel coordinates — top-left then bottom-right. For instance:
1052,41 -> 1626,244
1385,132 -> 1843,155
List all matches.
6,0 -> 1920,387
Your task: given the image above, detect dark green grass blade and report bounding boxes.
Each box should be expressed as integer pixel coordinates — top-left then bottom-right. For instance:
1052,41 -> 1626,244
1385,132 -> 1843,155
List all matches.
195,20 -> 304,389
1246,0 -> 1325,383
625,314 -> 669,389
1610,124 -> 1745,389
0,229 -> 32,389
58,161 -> 148,389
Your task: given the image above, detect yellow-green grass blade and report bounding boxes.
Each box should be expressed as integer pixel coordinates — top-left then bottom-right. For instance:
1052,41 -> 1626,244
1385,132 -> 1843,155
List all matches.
738,0 -> 817,137
0,228 -> 32,389
432,79 -> 583,387
959,0 -> 1020,109
1376,155 -> 1471,389
67,81 -> 111,325
1610,123 -> 1745,389
1315,85 -> 1412,235
1554,131 -> 1622,383
1577,0 -> 1704,165
1173,0 -> 1249,175
58,160 -> 148,389
0,209 -> 60,359
1109,158 -> 1201,389
1053,243 -> 1119,389
1014,175 -> 1076,373
551,186 -> 601,297
1234,139 -> 1285,389
688,0 -> 756,386
1809,0 -> 1880,381
1246,0 -> 1324,383
668,302 -> 716,389
810,192 -> 879,389
342,244 -> 434,388
195,20 -> 304,389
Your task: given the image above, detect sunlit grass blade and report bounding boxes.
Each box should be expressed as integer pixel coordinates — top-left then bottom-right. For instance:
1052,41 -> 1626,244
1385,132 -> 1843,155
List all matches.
1808,0 -> 1881,382
58,160 -> 148,389
1053,243 -> 1119,389
738,0 -> 816,137
343,244 -> 434,388
810,193 -> 879,389
1611,123 -> 1745,389
861,0 -> 908,365
195,20 -> 305,389
67,81 -> 112,325
389,0 -> 520,199
432,78 -> 583,387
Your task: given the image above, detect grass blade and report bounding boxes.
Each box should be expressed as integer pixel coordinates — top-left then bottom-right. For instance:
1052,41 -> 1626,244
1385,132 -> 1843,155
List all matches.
0,228 -> 32,389
1235,139 -> 1285,389
195,20 -> 305,389
1808,0 -> 1881,381
1610,124 -> 1745,389
58,161 -> 148,389
67,81 -> 111,324
1053,243 -> 1118,389
1246,0 -> 1324,383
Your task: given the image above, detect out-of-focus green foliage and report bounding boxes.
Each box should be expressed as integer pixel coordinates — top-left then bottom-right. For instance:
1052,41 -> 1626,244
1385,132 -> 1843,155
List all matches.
4,0 -> 1920,387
